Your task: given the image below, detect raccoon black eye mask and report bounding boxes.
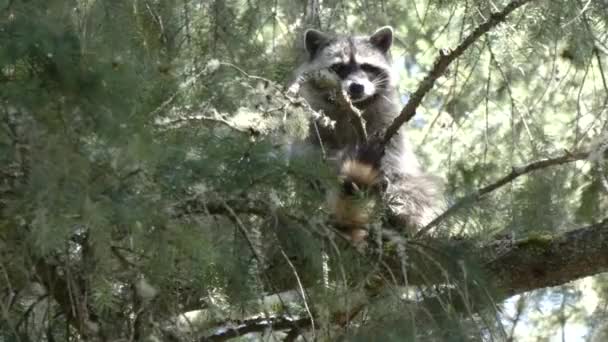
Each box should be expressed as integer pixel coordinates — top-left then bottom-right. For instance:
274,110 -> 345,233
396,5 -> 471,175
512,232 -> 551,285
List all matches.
302,27 -> 395,102
326,62 -> 389,102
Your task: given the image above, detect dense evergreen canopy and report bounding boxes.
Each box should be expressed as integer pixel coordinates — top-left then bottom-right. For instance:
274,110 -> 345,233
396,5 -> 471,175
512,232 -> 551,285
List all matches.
1,0 -> 607,341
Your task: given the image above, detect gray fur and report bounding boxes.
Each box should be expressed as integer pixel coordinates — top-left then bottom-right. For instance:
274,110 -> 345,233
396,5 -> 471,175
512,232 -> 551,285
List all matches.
384,170 -> 445,235
293,26 -> 445,233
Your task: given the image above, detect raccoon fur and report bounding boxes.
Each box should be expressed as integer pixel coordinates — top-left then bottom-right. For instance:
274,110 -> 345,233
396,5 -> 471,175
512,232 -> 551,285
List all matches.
292,26 -> 444,240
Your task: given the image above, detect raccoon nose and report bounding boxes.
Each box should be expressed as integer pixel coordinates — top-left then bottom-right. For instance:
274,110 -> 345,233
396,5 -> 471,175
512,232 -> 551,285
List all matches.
348,83 -> 365,97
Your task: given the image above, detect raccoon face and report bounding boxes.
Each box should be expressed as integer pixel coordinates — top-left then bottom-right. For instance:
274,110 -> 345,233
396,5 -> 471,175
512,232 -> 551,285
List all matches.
303,26 -> 396,103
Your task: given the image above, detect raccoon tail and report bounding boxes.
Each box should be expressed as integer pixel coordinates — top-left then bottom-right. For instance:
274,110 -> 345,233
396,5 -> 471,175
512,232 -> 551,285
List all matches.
383,171 -> 445,236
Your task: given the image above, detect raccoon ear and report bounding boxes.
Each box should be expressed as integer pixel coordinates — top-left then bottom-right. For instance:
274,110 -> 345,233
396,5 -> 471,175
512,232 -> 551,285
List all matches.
304,29 -> 329,57
370,26 -> 393,53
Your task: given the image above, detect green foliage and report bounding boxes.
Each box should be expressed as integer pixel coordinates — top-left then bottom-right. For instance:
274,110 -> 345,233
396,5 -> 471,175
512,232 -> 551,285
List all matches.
1,0 -> 608,341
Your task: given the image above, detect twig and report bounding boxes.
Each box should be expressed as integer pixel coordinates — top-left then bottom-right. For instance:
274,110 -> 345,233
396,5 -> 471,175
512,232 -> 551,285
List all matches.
219,62 -> 276,85
175,194 -> 268,218
334,90 -> 368,142
151,61 -> 278,120
220,202 -> 309,341
416,150 -> 591,237
311,119 -> 327,160
561,0 -> 592,28
33,260 -> 99,339
155,112 -> 251,133
149,61 -> 218,117
280,249 -> 316,340
221,202 -> 267,267
14,294 -> 49,333
381,0 -> 536,147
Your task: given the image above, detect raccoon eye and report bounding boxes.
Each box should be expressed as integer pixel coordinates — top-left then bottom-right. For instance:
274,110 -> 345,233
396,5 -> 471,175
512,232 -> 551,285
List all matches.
330,63 -> 348,77
360,63 -> 379,73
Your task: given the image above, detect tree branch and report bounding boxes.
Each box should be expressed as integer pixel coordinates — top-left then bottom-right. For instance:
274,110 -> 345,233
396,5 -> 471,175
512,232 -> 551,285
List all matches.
154,112 -> 253,133
417,150 -> 591,236
34,260 -> 100,339
197,217 -> 608,340
382,0 -> 536,146
486,217 -> 608,297
410,219 -> 608,320
175,194 -> 269,218
200,315 -> 312,342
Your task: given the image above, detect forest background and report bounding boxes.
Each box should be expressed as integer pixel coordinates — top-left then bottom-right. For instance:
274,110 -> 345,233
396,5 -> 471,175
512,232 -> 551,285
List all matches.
1,0 -> 608,341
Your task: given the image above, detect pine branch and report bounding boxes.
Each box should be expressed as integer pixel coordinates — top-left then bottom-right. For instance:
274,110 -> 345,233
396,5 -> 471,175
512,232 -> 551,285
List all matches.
413,219 -> 608,316
196,292 -> 373,341
381,0 -> 536,146
279,248 -> 316,339
200,315 -> 312,342
416,150 -> 591,236
155,113 -> 253,133
486,217 -> 608,296
34,260 -> 101,339
175,194 -> 269,218
196,217 -> 608,341
415,217 -> 608,313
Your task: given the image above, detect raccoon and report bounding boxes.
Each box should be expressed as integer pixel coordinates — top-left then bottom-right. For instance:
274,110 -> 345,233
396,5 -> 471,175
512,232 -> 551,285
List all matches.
292,26 -> 444,240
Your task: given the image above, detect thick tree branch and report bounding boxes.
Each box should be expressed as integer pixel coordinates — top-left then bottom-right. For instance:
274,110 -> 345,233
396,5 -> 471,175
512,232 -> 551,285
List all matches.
411,220 -> 608,319
200,315 -> 312,342
382,0 -> 536,146
391,218 -> 608,315
485,218 -> 608,297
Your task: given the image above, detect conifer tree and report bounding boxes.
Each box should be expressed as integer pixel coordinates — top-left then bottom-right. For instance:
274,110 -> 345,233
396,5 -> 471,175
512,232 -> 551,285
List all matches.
1,0 -> 607,341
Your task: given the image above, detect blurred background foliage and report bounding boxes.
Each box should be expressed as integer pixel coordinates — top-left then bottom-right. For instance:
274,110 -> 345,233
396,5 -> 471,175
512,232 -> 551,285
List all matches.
0,0 -> 607,341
